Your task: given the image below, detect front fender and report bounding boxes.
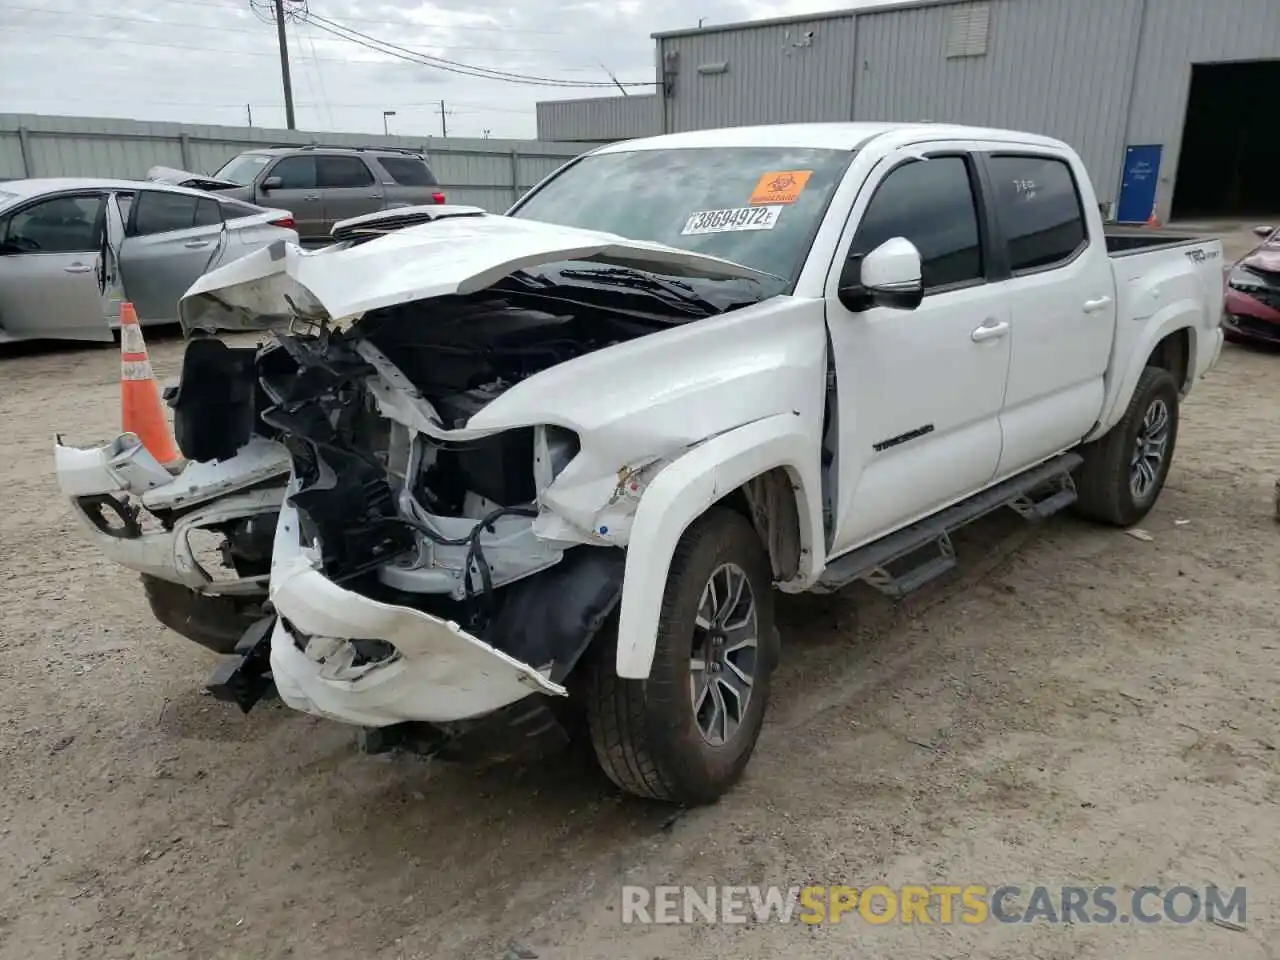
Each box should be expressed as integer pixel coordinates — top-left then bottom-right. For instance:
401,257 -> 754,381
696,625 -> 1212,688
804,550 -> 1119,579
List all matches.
614,413 -> 822,679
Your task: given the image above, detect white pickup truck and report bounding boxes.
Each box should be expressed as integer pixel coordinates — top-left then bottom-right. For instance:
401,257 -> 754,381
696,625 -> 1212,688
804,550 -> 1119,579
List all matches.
54,123 -> 1224,805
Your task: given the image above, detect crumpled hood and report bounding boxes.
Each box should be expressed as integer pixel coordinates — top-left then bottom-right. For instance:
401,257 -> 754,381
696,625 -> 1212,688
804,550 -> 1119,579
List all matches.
146,165 -> 243,191
177,212 -> 777,335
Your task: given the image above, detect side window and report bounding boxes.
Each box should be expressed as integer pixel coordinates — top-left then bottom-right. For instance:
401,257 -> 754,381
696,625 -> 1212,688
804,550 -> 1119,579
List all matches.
849,156 -> 984,291
115,193 -> 135,227
132,192 -> 201,236
377,156 -> 438,186
194,197 -> 223,228
987,155 -> 1087,273
317,156 -> 376,188
4,195 -> 105,254
270,156 -> 317,190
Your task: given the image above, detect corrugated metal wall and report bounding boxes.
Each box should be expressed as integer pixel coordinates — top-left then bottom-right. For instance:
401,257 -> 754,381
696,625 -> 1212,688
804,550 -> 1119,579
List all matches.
0,114 -> 601,212
658,14 -> 859,132
852,0 -> 1144,207
1127,0 -> 1280,217
536,95 -> 660,142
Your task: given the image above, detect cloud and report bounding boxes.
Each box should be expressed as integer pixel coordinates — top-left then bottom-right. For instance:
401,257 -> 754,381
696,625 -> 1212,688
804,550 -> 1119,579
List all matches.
0,0 -> 904,138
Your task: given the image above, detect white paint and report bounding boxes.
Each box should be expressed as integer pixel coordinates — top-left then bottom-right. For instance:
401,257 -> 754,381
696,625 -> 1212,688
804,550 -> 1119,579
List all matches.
58,121 -> 1227,730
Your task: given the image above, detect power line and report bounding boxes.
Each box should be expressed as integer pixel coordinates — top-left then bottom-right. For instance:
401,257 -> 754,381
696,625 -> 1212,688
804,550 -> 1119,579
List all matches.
0,0 -> 570,36
302,10 -> 656,89
0,5 -> 588,56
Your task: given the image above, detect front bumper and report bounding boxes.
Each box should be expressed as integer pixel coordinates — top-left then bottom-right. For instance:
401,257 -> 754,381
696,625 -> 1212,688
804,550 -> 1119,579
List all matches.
266,498 -> 567,728
54,433 -> 290,595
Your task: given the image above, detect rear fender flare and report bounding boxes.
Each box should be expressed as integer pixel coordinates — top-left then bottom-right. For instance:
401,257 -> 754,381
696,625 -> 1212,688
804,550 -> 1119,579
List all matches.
614,414 -> 823,680
1090,312 -> 1200,442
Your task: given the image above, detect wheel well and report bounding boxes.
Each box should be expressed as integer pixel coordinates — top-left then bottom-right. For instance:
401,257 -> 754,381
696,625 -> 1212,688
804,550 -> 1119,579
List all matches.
718,467 -> 803,582
1146,328 -> 1191,391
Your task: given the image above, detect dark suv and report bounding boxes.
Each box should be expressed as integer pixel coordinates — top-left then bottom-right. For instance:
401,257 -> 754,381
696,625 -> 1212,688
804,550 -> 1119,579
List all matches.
149,145 -> 446,243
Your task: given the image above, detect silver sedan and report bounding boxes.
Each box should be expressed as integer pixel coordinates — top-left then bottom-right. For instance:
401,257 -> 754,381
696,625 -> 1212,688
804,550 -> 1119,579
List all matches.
0,178 -> 298,343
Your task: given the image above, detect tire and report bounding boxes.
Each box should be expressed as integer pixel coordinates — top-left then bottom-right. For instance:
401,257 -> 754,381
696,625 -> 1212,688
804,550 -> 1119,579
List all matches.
1073,366 -> 1180,527
141,575 -> 265,655
584,507 -> 779,805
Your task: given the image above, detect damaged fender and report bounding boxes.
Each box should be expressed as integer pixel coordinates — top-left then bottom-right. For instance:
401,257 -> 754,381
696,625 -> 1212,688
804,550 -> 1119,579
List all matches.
615,413 -> 824,679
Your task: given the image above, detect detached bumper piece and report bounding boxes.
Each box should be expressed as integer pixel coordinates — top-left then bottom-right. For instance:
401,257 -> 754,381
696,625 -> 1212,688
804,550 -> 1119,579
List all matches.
355,697 -> 571,765
205,615 -> 278,713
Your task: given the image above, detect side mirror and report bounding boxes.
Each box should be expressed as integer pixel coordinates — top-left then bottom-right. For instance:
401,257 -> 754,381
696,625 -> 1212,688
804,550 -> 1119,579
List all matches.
838,237 -> 924,312
1253,225 -> 1275,238
261,176 -> 283,191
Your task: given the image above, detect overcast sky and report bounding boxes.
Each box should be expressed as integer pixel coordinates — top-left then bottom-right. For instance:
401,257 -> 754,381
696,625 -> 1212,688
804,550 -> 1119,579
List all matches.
0,0 -> 902,140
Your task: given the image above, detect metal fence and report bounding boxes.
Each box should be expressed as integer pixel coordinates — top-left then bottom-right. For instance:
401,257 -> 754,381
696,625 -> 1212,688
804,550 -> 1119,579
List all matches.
0,114 -> 604,212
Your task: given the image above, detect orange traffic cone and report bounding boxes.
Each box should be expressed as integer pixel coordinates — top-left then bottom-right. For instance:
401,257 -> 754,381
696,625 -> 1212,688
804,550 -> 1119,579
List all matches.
119,303 -> 181,465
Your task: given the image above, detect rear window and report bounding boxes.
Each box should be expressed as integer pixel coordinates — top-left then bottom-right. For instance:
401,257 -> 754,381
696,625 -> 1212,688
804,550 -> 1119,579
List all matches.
220,199 -> 263,219
378,156 -> 438,187
194,197 -> 223,227
987,155 -> 1088,273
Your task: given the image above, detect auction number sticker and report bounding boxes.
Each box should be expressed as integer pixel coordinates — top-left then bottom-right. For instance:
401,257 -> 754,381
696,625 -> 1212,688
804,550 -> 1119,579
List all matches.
681,205 -> 782,235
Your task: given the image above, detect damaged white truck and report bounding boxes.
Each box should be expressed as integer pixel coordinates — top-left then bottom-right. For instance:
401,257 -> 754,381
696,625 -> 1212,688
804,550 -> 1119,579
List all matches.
54,123 -> 1224,805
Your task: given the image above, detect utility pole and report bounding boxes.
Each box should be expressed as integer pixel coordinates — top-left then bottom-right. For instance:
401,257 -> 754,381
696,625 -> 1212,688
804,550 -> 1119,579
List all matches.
434,99 -> 448,138
274,0 -> 296,129
246,104 -> 253,127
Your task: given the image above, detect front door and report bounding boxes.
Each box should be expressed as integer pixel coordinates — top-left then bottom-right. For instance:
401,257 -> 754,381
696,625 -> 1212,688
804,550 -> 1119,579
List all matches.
1116,144 -> 1162,224
0,192 -> 111,342
316,154 -> 384,227
259,155 -> 325,240
826,150 -> 1011,557
118,190 -> 227,323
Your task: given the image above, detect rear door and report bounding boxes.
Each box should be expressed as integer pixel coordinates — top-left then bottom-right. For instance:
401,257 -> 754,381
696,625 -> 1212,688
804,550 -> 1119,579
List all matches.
259,155 -> 324,240
0,191 -> 111,341
979,151 -> 1117,478
317,155 -> 384,228
118,190 -> 226,323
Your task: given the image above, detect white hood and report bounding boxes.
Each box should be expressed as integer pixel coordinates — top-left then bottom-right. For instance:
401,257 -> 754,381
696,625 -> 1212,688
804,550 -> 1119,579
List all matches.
178,212 -> 776,334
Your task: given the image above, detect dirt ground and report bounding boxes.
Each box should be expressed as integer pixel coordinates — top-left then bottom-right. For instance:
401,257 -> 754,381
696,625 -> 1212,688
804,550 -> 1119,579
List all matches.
1,229 -> 1276,960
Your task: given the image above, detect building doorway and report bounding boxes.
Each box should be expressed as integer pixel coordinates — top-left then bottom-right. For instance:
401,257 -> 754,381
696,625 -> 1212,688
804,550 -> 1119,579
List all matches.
1171,60 -> 1280,220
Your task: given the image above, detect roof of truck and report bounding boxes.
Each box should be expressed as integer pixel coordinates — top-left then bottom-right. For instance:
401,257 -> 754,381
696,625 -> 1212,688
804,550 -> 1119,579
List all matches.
590,122 -> 1070,155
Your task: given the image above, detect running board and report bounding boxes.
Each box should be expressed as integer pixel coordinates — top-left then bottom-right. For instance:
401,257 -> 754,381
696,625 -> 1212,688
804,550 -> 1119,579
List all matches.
816,452 -> 1083,598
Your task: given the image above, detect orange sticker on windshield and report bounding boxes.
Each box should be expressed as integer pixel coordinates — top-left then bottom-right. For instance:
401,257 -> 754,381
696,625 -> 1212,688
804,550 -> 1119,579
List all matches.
749,170 -> 813,205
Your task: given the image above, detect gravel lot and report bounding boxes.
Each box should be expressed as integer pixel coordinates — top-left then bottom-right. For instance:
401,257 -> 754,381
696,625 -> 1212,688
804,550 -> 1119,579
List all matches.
0,229 -> 1276,959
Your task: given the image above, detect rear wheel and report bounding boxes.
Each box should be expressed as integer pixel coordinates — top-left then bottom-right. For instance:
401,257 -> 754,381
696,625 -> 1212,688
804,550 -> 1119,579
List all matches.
585,508 -> 779,805
1074,366 -> 1180,527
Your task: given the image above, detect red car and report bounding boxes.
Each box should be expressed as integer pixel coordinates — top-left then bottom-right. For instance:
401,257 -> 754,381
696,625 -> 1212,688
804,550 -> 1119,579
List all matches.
1223,225 -> 1280,345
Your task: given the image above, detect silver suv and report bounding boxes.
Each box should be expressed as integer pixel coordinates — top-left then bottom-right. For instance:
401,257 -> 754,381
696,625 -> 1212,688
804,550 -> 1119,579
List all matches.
149,145 -> 445,243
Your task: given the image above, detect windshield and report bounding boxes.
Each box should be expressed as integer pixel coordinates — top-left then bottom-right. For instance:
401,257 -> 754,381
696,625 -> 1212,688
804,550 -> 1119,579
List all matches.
510,146 -> 854,290
212,154 -> 272,185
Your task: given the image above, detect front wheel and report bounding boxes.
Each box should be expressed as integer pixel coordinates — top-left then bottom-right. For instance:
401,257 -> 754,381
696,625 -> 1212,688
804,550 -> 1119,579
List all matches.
585,507 -> 779,805
1074,366 -> 1180,527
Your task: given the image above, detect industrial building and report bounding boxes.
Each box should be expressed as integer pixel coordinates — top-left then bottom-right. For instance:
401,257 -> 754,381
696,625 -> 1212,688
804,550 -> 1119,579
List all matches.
536,0 -> 1280,223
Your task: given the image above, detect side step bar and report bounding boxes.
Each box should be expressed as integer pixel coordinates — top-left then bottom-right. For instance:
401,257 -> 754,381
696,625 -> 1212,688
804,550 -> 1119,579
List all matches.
816,452 -> 1083,598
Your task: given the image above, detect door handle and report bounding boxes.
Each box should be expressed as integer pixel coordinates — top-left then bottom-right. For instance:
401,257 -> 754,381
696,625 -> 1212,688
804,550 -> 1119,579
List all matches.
1083,296 -> 1113,314
303,193 -> 320,201
971,320 -> 1010,343
183,240 -> 211,249
63,263 -> 94,274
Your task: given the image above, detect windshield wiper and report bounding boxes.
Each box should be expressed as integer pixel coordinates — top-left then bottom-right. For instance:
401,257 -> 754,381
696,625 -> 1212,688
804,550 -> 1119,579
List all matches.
554,266 -> 721,315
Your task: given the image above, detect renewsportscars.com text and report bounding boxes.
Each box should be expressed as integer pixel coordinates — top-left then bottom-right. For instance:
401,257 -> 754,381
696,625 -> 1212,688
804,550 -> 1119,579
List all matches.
621,884 -> 1247,926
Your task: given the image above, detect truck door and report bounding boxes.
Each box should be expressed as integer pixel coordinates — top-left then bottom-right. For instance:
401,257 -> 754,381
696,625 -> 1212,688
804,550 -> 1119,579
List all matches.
978,151 -> 1116,478
825,148 -> 1011,557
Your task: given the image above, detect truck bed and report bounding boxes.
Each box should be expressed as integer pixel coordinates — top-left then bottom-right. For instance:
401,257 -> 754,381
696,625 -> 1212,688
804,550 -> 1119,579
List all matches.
1104,227 -> 1209,257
